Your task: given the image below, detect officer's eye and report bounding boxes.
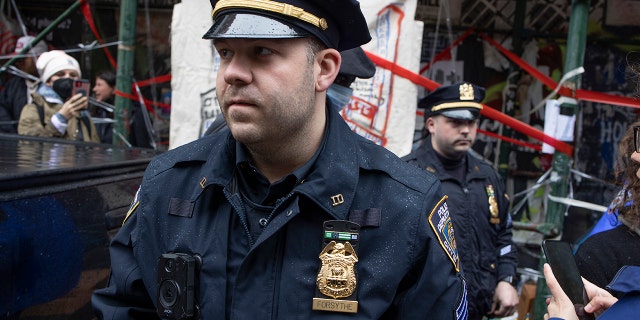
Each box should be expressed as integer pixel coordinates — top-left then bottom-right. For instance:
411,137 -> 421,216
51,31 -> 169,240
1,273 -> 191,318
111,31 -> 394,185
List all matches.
255,47 -> 273,56
216,48 -> 232,59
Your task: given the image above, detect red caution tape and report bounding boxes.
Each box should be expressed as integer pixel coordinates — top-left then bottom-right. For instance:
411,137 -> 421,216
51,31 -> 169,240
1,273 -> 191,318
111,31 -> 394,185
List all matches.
114,89 -> 170,112
479,107 -> 572,154
364,50 -> 573,156
575,89 -> 640,109
79,0 -> 117,68
477,129 -> 542,151
365,51 -> 440,91
133,74 -> 171,88
478,32 -> 640,109
420,27 -> 475,75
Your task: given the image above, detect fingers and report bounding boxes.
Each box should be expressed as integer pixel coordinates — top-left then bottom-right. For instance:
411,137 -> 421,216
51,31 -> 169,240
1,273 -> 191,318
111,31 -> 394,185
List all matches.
544,263 -> 563,296
63,94 -> 88,115
582,277 -> 599,299
488,301 -> 497,314
490,282 -> 519,316
584,295 -> 618,314
491,303 -> 516,316
543,263 -> 580,320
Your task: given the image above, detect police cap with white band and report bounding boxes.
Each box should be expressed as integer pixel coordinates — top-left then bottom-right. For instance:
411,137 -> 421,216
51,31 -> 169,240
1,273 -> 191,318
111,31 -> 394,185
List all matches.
420,82 -> 485,121
203,0 -> 371,51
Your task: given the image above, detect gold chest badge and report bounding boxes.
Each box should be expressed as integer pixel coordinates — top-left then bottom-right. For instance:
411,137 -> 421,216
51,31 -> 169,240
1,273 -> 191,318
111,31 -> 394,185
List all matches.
313,220 -> 360,313
317,241 -> 358,299
486,184 -> 500,224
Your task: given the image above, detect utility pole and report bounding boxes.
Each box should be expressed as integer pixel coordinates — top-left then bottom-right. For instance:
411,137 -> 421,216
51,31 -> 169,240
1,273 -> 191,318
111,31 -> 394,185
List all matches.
113,0 -> 137,145
532,1 -> 589,319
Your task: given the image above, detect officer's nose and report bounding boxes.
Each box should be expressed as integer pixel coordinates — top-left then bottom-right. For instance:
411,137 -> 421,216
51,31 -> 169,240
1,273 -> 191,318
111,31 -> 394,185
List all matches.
222,55 -> 253,85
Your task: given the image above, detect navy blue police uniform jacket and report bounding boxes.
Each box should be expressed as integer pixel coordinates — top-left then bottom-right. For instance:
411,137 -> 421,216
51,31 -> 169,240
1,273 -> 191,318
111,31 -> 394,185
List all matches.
403,138 -> 517,319
92,105 -> 468,319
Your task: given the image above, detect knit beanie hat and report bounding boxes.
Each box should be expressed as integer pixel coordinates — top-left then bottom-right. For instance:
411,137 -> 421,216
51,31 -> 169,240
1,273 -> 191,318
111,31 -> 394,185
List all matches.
14,36 -> 48,57
36,50 -> 81,82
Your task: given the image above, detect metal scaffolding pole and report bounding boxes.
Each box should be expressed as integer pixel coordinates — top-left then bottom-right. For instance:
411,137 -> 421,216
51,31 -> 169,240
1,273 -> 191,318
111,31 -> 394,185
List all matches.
113,0 -> 137,145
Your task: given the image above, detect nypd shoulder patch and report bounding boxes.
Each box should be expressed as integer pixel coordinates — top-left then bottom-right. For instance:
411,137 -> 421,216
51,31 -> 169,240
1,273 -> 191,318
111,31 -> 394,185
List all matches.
123,186 -> 141,225
428,196 -> 460,272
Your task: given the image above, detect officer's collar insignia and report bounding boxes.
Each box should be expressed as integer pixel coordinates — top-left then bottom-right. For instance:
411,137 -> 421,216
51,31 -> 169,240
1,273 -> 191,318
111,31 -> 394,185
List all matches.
426,166 -> 436,173
123,187 -> 141,225
313,220 -> 360,313
428,196 -> 460,272
459,83 -> 474,100
486,184 -> 500,224
330,193 -> 344,206
199,177 -> 207,189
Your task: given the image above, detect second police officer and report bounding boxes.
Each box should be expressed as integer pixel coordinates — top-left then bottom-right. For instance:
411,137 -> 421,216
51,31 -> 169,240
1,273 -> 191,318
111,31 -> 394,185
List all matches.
403,82 -> 519,320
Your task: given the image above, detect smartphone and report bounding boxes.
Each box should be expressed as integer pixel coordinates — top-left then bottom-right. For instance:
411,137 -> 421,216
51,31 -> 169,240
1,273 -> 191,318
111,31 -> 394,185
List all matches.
72,79 -> 90,97
542,240 -> 595,320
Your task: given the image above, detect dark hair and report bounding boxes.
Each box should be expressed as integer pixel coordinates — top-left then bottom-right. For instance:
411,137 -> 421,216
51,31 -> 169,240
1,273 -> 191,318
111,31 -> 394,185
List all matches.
96,70 -> 116,88
305,37 -> 326,64
613,121 -> 640,230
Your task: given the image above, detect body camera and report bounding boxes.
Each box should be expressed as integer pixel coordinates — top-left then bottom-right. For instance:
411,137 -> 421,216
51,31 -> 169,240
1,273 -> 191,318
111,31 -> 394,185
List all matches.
157,253 -> 197,319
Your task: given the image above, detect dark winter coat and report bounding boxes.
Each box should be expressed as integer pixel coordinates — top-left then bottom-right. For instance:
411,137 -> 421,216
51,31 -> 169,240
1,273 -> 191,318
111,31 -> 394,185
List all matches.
92,105 -> 468,319
403,138 -> 517,319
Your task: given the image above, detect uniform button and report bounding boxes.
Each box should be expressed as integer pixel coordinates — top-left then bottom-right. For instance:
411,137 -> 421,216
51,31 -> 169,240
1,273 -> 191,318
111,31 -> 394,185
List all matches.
259,218 -> 268,227
490,263 -> 495,269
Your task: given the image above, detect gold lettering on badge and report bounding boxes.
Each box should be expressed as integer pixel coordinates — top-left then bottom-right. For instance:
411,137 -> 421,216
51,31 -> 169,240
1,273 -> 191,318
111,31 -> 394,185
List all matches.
316,241 -> 357,299
330,194 -> 344,206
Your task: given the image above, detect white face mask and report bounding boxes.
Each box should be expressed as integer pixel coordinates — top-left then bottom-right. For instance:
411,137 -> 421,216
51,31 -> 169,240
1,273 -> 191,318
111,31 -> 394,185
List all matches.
326,83 -> 354,112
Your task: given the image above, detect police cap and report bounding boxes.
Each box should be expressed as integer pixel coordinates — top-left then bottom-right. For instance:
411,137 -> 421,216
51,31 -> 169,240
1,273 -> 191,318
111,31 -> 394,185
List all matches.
203,0 -> 371,51
419,82 -> 485,120
339,47 -> 376,79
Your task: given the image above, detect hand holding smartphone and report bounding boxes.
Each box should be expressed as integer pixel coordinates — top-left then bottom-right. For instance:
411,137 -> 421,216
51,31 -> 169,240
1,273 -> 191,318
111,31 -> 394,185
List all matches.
72,79 -> 90,97
542,240 -> 595,320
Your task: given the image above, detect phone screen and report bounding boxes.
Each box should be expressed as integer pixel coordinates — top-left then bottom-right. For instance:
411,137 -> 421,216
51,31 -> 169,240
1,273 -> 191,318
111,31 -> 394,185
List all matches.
72,79 -> 90,97
542,240 -> 595,320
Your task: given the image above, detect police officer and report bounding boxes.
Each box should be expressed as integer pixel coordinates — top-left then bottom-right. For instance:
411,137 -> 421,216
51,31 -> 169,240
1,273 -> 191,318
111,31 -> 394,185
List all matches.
327,46 -> 376,112
403,82 -> 519,320
92,0 -> 467,319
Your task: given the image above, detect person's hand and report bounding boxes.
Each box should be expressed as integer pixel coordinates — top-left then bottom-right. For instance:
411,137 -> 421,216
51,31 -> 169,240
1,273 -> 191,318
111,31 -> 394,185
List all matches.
59,93 -> 88,119
489,280 -> 519,317
543,263 -> 579,320
582,277 -> 617,317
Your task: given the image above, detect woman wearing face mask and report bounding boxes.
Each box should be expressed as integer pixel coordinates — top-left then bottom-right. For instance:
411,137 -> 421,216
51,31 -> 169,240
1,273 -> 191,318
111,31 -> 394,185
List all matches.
17,50 -> 99,142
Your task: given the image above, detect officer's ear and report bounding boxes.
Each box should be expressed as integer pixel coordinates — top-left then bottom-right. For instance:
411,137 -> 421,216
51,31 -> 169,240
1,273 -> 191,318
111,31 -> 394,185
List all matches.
314,48 -> 340,92
425,116 -> 437,135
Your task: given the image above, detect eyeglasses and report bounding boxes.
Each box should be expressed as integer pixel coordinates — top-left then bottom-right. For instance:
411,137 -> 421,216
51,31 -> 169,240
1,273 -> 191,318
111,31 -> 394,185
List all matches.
635,126 -> 640,153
